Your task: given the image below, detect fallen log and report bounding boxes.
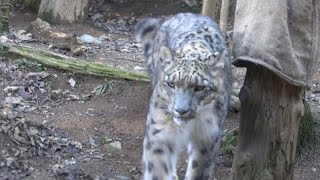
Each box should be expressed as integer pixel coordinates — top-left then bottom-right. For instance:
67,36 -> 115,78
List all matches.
2,43 -> 241,110
2,43 -> 150,82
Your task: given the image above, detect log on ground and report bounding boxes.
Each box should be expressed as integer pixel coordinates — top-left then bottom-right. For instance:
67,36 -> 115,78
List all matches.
2,43 -> 241,109
3,43 -> 150,82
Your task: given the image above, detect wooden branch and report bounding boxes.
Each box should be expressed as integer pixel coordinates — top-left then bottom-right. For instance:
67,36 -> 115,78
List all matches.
3,43 -> 150,82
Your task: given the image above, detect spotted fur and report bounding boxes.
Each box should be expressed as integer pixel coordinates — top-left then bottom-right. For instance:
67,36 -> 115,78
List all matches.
135,13 -> 231,180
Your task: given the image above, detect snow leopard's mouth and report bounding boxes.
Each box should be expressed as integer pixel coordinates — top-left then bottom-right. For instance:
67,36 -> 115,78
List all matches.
173,117 -> 186,125
173,115 -> 195,125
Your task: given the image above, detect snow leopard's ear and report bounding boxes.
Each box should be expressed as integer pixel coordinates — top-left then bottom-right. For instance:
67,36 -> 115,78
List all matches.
134,18 -> 160,44
208,48 -> 226,68
160,46 -> 173,63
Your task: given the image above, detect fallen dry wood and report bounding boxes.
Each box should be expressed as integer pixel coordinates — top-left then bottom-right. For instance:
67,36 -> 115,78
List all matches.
3,43 -> 150,82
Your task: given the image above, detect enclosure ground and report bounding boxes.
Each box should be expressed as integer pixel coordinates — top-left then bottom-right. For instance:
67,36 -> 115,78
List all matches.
1,0 -> 320,179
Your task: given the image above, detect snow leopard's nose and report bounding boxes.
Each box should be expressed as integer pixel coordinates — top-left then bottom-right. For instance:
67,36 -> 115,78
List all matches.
174,91 -> 191,116
175,106 -> 190,115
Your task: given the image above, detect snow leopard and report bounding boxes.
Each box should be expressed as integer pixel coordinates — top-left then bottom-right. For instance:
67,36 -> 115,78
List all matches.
135,13 -> 232,180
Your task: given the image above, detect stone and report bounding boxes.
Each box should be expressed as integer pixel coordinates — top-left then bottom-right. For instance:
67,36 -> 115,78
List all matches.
109,141 -> 122,149
91,13 -> 103,21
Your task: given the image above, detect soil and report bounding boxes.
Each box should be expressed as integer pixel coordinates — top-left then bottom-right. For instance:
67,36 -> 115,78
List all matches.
1,0 -> 319,180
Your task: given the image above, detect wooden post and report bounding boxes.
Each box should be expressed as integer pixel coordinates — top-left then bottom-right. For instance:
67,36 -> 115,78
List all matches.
219,0 -> 230,37
230,64 -> 304,180
202,0 -> 217,20
0,0 -> 10,32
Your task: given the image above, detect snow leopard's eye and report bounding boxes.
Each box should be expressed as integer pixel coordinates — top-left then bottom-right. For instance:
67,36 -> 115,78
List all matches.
195,85 -> 206,92
166,82 -> 175,88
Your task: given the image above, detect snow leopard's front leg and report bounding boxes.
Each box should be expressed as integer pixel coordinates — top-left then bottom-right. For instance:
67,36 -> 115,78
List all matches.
185,122 -> 222,180
142,115 -> 180,180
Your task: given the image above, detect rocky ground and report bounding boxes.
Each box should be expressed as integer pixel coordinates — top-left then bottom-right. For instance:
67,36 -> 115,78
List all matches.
0,0 -> 319,179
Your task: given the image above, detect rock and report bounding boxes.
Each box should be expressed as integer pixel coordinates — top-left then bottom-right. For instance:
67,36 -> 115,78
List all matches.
5,157 -> 15,167
89,137 -> 98,148
16,30 -> 33,42
129,167 -> 140,175
0,36 -> 9,43
91,13 -> 103,21
98,34 -> 112,41
65,35 -> 88,56
80,34 -> 102,44
109,141 -> 122,149
28,18 -> 51,33
114,175 -> 130,180
4,96 -> 23,105
133,66 -> 146,72
68,78 -> 76,88
117,19 -> 126,26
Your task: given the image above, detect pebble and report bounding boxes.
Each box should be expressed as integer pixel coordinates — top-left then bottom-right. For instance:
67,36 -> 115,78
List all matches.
133,66 -> 146,72
91,13 -> 103,21
80,34 -> 102,44
117,19 -> 126,26
0,35 -> 9,43
114,175 -> 130,180
109,141 -> 122,149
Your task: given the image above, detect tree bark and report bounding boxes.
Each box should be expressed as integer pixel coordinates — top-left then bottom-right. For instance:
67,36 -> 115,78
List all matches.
202,0 -> 217,20
230,64 -> 304,180
219,0 -> 229,37
38,0 -> 89,24
24,0 -> 41,13
0,0 -> 10,32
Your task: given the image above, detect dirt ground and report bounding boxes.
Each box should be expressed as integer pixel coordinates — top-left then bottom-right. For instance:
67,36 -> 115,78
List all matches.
1,0 -> 320,180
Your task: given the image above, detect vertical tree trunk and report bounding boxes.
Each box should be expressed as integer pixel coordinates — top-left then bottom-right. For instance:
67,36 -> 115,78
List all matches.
230,64 -> 304,180
0,0 -> 10,32
202,0 -> 217,20
38,0 -> 89,24
24,0 -> 41,13
219,0 -> 230,37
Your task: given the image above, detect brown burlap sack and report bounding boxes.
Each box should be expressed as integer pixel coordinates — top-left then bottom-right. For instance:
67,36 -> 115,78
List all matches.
232,0 -> 320,87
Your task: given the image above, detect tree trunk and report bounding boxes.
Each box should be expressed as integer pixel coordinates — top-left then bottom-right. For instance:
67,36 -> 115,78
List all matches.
202,0 -> 217,20
24,0 -> 41,13
0,0 -> 10,32
230,64 -> 304,180
38,0 -> 89,24
219,0 -> 229,37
